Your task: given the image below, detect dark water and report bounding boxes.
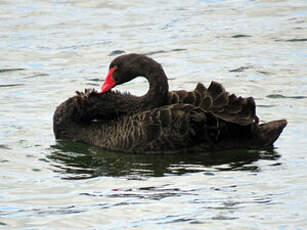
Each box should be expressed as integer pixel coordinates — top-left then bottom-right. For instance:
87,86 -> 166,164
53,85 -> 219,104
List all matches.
1,0 -> 307,229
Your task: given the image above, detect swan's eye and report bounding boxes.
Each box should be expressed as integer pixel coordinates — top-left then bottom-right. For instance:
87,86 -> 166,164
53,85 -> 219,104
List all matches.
112,65 -> 119,71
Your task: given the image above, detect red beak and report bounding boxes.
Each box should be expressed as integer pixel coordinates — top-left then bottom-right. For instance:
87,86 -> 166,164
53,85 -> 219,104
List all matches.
98,66 -> 117,94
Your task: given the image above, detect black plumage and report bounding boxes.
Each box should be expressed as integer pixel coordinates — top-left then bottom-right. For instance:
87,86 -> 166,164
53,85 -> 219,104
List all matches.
53,54 -> 287,154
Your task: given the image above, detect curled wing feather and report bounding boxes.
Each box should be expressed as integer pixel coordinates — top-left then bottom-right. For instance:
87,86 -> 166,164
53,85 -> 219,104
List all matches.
168,81 -> 258,126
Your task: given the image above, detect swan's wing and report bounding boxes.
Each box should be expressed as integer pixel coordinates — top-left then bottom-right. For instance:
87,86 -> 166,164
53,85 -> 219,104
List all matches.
168,81 -> 258,126
73,89 -> 142,121
105,103 -> 217,153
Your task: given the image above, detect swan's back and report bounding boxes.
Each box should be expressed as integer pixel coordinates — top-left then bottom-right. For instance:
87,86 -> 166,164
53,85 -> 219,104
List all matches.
168,81 -> 258,126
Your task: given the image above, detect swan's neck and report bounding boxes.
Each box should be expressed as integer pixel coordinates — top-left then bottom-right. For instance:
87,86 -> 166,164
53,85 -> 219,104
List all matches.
138,64 -> 169,110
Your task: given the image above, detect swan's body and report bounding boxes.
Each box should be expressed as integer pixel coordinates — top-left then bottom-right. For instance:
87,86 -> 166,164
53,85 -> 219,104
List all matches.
53,54 -> 287,154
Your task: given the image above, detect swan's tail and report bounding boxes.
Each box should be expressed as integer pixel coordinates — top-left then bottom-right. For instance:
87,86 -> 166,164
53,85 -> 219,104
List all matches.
256,119 -> 287,147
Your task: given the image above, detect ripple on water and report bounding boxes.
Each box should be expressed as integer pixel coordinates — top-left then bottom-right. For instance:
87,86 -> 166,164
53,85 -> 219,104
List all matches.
0,84 -> 25,88
275,38 -> 307,42
108,50 -> 126,56
0,68 -> 25,73
107,48 -> 188,57
229,66 -> 250,73
0,144 -> 11,150
266,94 -> 307,99
231,34 -> 252,38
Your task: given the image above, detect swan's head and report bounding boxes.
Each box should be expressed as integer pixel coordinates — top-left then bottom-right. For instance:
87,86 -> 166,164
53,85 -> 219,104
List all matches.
98,53 -> 161,94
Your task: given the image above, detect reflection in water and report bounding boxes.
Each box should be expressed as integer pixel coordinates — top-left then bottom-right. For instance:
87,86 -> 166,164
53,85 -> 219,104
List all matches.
48,141 -> 280,180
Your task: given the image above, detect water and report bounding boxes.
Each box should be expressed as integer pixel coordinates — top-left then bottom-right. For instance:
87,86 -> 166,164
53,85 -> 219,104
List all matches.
1,0 -> 307,229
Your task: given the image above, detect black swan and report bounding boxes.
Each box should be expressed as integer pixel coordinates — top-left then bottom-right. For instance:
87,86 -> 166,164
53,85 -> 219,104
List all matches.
53,53 -> 287,154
